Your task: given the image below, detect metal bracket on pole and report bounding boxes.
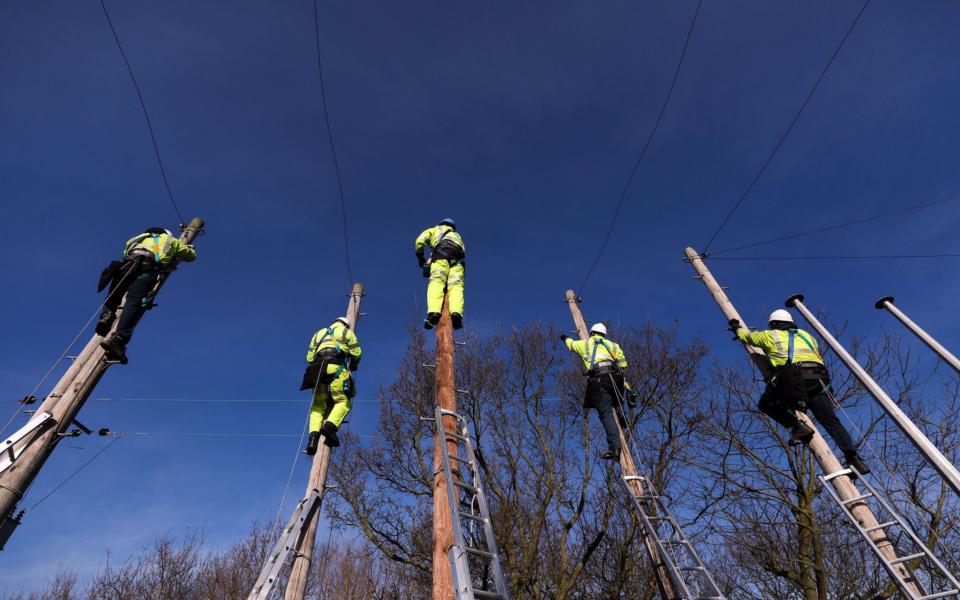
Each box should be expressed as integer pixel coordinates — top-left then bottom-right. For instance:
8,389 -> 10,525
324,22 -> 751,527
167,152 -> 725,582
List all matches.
247,490 -> 322,600
0,413 -> 53,475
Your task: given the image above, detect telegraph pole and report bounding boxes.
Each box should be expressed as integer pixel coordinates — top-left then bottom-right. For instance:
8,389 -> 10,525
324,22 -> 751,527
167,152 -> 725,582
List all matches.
564,290 -> 679,600
876,296 -> 960,375
685,247 -> 923,595
284,283 -> 364,600
789,294 -> 960,498
432,297 -> 457,600
0,218 -> 204,531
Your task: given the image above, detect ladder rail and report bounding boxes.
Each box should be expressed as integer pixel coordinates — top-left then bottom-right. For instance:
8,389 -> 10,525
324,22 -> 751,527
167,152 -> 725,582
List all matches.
819,469 -> 960,599
247,490 -> 322,600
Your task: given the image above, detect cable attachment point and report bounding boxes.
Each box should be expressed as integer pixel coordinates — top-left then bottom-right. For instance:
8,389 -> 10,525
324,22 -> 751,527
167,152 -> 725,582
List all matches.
98,428 -> 113,437
18,396 -> 36,406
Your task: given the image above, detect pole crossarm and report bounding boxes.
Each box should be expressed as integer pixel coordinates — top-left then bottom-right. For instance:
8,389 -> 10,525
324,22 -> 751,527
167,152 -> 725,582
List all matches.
0,218 -> 205,537
684,247 -> 924,596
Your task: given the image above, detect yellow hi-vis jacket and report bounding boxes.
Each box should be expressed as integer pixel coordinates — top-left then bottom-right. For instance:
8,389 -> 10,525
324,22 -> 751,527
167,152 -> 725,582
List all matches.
124,232 -> 197,267
306,321 -> 362,365
564,334 -> 628,373
415,224 -> 465,255
737,327 -> 823,368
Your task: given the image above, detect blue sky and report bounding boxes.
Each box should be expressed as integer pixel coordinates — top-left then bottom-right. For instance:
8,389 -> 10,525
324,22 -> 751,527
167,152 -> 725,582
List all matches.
2,0 -> 960,590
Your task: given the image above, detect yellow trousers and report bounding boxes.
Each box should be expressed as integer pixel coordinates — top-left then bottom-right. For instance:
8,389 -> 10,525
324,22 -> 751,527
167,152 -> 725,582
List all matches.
310,366 -> 352,431
427,259 -> 464,315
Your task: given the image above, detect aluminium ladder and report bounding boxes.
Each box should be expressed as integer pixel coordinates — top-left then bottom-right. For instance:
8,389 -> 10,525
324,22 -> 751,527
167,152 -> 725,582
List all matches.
623,474 -> 726,600
247,490 -> 321,600
820,467 -> 960,600
435,406 -> 510,600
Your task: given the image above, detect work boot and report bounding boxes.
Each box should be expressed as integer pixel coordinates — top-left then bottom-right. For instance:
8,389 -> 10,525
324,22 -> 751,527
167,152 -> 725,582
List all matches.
100,335 -> 128,365
451,313 -> 463,330
423,312 -> 441,330
788,421 -> 815,446
320,421 -> 340,448
601,448 -> 620,461
304,431 -> 320,456
95,312 -> 115,336
845,452 -> 871,476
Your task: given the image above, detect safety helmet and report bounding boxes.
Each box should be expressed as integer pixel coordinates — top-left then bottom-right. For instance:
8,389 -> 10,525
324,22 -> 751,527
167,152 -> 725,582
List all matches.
334,317 -> 350,327
590,323 -> 607,336
145,227 -> 170,235
439,218 -> 456,228
768,309 -> 795,325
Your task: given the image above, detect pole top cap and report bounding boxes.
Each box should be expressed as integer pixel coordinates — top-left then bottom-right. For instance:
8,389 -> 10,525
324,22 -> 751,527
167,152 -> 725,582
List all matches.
785,294 -> 805,307
875,295 -> 895,309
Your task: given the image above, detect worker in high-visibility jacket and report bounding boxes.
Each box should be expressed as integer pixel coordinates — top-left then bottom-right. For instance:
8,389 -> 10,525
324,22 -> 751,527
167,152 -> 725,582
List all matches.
415,218 -> 465,330
97,227 -> 197,364
299,317 -> 362,454
561,323 -> 629,460
731,309 -> 870,474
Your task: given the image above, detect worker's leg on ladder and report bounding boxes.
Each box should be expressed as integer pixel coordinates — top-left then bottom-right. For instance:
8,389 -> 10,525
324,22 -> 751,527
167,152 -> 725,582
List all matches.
447,261 -> 465,317
757,385 -> 801,430
325,370 -> 353,427
805,382 -> 857,455
113,273 -> 157,343
590,384 -> 621,454
309,387 -> 331,433
426,259 -> 450,315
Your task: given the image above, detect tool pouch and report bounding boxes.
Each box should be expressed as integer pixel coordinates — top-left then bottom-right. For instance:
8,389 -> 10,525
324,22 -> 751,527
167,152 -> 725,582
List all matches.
300,358 -> 334,391
97,260 -> 125,292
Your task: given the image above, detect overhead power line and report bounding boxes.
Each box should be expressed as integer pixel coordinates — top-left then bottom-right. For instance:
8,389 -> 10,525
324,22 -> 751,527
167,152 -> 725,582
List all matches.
313,0 -> 354,285
578,0 -> 703,295
707,198 -> 959,256
701,0 -> 873,253
98,0 -> 186,226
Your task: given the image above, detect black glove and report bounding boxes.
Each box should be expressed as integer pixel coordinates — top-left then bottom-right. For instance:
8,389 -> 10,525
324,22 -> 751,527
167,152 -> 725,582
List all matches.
560,334 -> 568,342
727,318 -> 742,340
417,254 -> 426,269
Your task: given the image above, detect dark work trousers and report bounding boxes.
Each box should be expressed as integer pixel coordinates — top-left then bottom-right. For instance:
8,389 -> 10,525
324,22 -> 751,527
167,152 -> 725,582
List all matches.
758,364 -> 857,455
108,268 -> 160,344
584,372 -> 625,453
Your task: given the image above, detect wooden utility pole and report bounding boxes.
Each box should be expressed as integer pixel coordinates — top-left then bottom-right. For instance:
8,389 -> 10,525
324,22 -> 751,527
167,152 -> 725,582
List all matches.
284,283 -> 364,600
432,296 -> 457,600
564,290 -> 679,600
0,218 -> 204,527
684,247 -> 923,595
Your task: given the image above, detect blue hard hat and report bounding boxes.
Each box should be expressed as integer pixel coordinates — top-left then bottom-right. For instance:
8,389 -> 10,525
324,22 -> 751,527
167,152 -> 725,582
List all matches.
439,218 -> 456,227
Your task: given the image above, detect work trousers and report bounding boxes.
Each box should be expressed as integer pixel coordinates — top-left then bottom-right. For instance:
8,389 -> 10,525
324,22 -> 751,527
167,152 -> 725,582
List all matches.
584,374 -> 624,453
758,364 -> 857,455
310,366 -> 353,432
427,259 -> 464,315
103,266 -> 159,344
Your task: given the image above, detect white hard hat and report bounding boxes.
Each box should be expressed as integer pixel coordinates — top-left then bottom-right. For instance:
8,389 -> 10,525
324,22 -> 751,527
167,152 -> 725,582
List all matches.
768,309 -> 794,324
334,317 -> 350,327
589,323 -> 607,335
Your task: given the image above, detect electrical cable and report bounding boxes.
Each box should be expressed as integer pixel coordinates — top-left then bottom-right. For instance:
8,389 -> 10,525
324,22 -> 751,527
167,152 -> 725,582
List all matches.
272,409 -> 311,531
27,434 -> 123,510
313,0 -> 354,286
98,0 -> 186,226
705,254 -> 960,262
707,198 -> 959,256
577,0 -> 703,295
701,0 -> 873,253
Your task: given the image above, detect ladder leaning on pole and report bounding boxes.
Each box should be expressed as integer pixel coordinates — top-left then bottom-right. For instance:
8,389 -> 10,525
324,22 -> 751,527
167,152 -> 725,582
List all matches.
247,490 -> 321,600
622,474 -> 726,600
434,406 -> 510,600
820,467 -> 960,600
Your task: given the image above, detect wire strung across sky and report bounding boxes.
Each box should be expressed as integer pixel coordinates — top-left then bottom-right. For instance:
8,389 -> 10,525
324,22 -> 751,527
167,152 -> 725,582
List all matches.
98,0 -> 186,226
701,0 -> 873,253
313,0 -> 354,286
705,197 -> 960,256
577,0 -> 703,295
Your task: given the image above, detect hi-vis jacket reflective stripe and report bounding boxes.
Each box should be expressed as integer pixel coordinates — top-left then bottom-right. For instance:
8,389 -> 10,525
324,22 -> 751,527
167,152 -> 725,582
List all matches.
415,224 -> 465,255
124,232 -> 197,267
306,321 -> 362,365
564,335 -> 628,372
737,327 -> 822,367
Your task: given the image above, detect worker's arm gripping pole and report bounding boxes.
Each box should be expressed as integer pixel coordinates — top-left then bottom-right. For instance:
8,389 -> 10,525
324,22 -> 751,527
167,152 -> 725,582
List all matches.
876,296 -> 960,375
283,283 -> 364,600
0,218 -> 205,530
563,290 -> 679,600
684,247 -> 923,596
789,294 -> 960,498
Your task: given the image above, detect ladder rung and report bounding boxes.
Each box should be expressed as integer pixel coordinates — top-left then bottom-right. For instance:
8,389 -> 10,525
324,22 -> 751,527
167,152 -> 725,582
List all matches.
453,480 -> 478,494
448,454 -> 472,464
841,493 -> 873,505
459,512 -> 485,522
679,565 -> 705,571
918,590 -> 960,600
889,551 -> 927,565
471,590 -> 505,600
463,546 -> 495,560
823,468 -> 854,482
444,432 -> 470,442
863,521 -> 896,533
438,408 -> 463,420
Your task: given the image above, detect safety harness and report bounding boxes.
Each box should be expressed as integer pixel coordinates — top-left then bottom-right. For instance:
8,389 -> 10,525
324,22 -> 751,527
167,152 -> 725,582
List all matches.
299,325 -> 351,391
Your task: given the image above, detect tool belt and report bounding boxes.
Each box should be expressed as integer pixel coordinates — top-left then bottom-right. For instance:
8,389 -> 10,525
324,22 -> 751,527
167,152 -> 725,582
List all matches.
299,349 -> 346,391
432,240 -> 465,261
587,361 -> 615,377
